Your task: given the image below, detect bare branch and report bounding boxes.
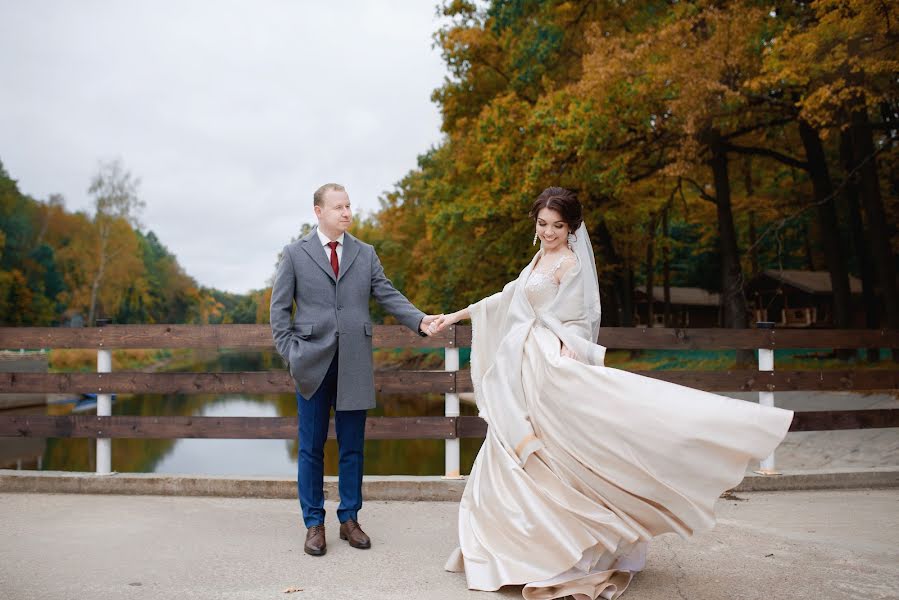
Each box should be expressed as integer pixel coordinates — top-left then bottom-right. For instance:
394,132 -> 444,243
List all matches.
680,177 -> 717,203
723,143 -> 809,170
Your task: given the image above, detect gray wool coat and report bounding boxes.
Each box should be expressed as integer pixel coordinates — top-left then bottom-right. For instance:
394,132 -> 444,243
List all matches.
270,228 -> 426,410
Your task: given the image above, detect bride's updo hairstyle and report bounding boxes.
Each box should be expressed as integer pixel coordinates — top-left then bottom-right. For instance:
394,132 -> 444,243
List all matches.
529,187 -> 583,232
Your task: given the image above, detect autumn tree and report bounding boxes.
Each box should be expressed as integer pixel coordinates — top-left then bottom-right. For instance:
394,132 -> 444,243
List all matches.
0,161 -> 63,324
361,0 -> 896,363
752,0 -> 899,359
85,159 -> 146,325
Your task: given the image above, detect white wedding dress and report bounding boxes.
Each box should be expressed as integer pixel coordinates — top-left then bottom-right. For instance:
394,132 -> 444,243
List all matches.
445,234 -> 794,600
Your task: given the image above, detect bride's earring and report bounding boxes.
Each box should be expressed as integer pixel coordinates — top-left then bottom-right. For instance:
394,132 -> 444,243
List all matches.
533,231 -> 539,246
567,232 -> 576,250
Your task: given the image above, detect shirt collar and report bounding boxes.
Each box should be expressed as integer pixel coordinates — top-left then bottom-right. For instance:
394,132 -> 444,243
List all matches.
316,227 -> 344,247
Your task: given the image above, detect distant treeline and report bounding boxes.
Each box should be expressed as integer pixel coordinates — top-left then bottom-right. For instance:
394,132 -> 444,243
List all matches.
0,159 -> 265,326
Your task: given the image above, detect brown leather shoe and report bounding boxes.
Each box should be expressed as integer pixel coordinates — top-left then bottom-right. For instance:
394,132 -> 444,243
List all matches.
304,524 -> 326,556
339,519 -> 371,549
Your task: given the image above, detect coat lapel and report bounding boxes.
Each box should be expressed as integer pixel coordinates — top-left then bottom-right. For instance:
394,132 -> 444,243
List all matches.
338,233 -> 361,282
300,228 -> 337,282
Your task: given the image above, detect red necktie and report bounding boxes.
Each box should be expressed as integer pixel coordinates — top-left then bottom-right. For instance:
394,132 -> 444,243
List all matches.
327,241 -> 339,277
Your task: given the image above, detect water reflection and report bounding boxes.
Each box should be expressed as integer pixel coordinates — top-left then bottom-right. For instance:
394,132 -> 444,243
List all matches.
153,399 -> 295,475
36,351 -> 482,476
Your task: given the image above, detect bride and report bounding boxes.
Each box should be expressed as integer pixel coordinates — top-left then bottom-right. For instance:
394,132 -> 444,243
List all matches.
432,187 -> 793,600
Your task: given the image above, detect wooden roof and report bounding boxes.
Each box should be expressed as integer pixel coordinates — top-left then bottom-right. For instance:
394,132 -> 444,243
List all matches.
760,270 -> 863,294
636,286 -> 721,307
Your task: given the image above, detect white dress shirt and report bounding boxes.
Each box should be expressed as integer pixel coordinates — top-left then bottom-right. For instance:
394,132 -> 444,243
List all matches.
316,227 -> 344,263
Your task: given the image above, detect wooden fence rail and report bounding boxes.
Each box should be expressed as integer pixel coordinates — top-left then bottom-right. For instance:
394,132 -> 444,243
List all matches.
1,326 -> 897,471
2,410 -> 898,440
2,369 -> 898,395
2,325 -> 898,350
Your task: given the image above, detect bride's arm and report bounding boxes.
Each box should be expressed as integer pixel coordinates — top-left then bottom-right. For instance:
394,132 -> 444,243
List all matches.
434,307 -> 470,331
434,275 -> 521,333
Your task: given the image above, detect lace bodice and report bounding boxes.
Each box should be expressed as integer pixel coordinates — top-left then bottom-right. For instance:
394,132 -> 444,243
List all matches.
525,253 -> 576,310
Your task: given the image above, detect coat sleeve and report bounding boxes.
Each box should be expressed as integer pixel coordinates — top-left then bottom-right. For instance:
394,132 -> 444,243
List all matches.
370,248 -> 427,334
270,245 -> 297,363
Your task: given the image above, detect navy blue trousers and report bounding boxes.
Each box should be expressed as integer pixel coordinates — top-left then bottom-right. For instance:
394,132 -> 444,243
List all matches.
296,352 -> 366,528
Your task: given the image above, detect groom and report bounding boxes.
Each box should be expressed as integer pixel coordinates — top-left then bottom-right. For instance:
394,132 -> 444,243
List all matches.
270,183 -> 439,557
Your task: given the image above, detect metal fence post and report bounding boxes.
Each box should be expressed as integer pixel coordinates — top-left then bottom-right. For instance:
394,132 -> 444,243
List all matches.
755,321 -> 779,474
96,319 -> 112,474
444,326 -> 462,479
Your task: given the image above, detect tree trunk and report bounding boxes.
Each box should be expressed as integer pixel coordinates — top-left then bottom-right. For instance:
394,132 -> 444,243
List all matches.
707,132 -> 752,365
662,207 -> 671,327
745,156 -> 760,318
645,213 -> 657,327
841,129 -> 880,362
803,221 -> 816,270
87,256 -> 104,327
87,223 -> 110,327
797,120 -> 852,323
622,265 -> 635,327
747,211 -> 759,278
601,282 -> 621,328
743,156 -> 760,278
798,120 -> 853,360
594,220 -> 629,327
850,106 -> 899,362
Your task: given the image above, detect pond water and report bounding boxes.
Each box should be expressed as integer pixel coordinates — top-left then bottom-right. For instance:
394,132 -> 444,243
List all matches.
19,351 -> 483,476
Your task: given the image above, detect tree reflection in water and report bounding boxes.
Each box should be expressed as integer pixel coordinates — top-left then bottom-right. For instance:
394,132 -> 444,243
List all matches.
40,350 -> 482,476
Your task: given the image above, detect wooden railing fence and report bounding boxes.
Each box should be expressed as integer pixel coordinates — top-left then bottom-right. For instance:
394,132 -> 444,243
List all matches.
1,325 -> 897,476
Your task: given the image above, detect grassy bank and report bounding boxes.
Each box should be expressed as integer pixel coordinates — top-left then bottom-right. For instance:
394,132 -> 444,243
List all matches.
48,348 -> 199,373
605,348 -> 898,371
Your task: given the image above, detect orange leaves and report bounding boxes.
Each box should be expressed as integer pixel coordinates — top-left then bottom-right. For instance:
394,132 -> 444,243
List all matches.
357,0 -> 899,322
0,269 -> 33,325
751,0 -> 898,127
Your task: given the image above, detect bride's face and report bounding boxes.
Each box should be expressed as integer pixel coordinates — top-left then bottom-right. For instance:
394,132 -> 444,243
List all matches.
535,208 -> 570,251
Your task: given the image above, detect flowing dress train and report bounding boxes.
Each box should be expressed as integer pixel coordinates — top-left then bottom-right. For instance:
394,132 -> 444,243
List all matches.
445,250 -> 793,600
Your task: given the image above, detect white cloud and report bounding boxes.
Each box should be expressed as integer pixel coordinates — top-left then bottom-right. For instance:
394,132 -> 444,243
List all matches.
0,0 -> 447,293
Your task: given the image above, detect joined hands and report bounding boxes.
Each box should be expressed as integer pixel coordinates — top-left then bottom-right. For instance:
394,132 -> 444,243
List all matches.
432,312 -> 461,333
421,312 -> 463,336
420,314 -> 444,336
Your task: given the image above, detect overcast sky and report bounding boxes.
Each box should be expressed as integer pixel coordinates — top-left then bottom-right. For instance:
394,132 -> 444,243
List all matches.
0,1 -> 448,293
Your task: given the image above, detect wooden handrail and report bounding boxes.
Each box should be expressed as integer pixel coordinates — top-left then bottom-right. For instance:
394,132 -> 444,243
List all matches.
1,325 -> 897,350
455,411 -> 899,437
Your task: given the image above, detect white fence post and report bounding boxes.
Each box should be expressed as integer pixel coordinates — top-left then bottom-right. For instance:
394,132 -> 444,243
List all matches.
755,321 -> 779,474
96,320 -> 112,474
444,326 -> 462,479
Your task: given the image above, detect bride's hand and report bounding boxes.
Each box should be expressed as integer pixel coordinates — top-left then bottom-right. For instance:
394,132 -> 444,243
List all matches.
435,312 -> 459,332
560,344 -> 578,360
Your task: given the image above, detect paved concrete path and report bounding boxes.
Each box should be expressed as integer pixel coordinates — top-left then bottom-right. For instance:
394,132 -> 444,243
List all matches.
1,490 -> 897,600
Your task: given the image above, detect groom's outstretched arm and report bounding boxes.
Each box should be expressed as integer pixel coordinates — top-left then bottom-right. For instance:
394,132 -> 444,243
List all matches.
369,249 -> 428,336
270,245 -> 297,361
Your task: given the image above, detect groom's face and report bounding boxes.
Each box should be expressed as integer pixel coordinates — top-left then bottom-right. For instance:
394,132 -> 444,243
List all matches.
315,190 -> 353,237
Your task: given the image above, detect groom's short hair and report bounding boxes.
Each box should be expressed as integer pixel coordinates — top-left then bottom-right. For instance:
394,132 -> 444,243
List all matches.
313,183 -> 346,207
